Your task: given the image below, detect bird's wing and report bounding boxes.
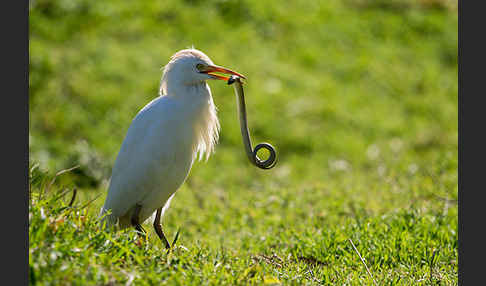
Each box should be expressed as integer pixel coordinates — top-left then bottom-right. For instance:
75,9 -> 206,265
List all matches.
102,96 -> 185,218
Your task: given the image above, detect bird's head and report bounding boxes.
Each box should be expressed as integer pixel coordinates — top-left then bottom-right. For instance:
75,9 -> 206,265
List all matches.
160,49 -> 245,95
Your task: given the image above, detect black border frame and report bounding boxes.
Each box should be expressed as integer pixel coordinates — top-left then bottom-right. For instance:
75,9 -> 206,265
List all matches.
7,0 -> 29,285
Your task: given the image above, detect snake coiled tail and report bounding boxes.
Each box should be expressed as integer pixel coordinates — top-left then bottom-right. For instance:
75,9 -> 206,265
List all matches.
228,75 -> 277,170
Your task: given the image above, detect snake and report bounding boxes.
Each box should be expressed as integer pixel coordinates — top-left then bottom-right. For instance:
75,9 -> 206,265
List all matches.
227,75 -> 277,170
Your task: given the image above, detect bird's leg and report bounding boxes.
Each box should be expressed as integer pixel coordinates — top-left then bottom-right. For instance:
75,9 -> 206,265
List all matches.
131,203 -> 146,235
153,207 -> 171,249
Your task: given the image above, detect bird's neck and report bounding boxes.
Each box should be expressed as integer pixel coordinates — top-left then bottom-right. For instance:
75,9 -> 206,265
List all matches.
159,80 -> 220,161
172,83 -> 220,162
161,78 -> 208,98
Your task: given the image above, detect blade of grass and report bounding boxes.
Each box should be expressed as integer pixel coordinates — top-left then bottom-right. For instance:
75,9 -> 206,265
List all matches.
77,193 -> 102,210
68,188 -> 77,207
42,165 -> 80,199
348,238 -> 377,286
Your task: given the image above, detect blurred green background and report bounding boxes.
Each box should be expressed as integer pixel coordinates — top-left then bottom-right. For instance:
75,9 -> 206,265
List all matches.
29,0 -> 457,188
29,0 -> 457,284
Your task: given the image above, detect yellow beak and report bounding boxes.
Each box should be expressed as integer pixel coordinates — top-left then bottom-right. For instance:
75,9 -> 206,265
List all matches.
200,64 -> 246,81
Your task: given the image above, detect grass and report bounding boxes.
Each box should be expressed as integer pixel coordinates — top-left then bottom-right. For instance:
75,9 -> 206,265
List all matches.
29,0 -> 457,284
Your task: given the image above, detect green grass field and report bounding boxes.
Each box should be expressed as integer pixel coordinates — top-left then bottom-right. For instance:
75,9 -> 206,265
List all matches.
29,0 -> 458,284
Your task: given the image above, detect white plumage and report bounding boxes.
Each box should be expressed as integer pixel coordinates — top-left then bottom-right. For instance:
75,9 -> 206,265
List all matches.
100,49 -> 245,247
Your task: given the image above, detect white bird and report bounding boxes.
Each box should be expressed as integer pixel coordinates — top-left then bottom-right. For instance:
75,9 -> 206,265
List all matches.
100,49 -> 245,248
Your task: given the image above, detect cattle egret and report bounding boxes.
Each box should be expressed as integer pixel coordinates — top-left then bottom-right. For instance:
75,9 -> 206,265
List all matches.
100,49 -> 245,249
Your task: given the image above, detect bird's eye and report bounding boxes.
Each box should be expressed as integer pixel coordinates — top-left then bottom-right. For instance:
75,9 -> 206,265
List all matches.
196,63 -> 205,71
